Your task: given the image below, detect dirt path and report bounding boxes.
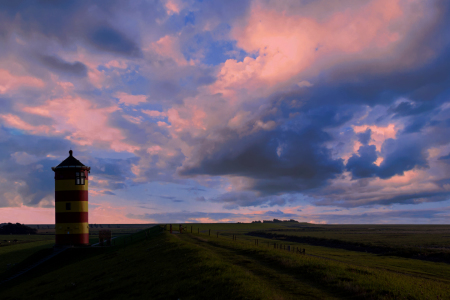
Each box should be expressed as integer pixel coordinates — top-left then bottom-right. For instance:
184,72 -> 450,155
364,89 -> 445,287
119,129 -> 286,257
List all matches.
177,234 -> 347,300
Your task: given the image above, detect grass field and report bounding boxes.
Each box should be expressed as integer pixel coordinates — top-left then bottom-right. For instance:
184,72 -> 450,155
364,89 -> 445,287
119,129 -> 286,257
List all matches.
1,223 -> 449,299
0,235 -> 55,275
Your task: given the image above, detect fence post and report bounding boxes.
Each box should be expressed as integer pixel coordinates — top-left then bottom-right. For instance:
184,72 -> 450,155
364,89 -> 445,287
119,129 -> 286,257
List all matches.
191,226 -> 192,233
170,224 -> 172,234
209,229 -> 210,236
217,232 -> 219,238
198,228 -> 199,234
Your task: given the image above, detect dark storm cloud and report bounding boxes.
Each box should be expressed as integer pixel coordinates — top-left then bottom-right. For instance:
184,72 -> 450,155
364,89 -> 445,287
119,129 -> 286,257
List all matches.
346,134 -> 430,180
439,153 -> 450,160
39,55 -> 87,76
88,27 -> 141,57
357,129 -> 372,145
372,191 -> 450,206
377,137 -> 429,179
180,125 -> 344,195
88,156 -> 138,191
0,1 -> 149,57
346,145 -> 378,179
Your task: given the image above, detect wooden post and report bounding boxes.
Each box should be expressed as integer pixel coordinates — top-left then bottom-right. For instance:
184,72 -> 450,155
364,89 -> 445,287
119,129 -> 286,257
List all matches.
217,232 -> 219,238
170,224 -> 172,234
209,229 -> 210,236
191,226 -> 192,233
198,228 -> 199,234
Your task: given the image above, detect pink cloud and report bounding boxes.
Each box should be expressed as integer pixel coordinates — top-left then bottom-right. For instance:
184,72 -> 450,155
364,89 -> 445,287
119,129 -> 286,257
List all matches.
142,109 -> 167,118
218,0 -> 433,92
0,69 -> 45,93
150,35 -> 189,66
20,97 -> 138,152
115,92 -> 147,106
0,114 -> 52,135
353,124 -> 399,151
164,0 -> 185,15
319,164 -> 449,207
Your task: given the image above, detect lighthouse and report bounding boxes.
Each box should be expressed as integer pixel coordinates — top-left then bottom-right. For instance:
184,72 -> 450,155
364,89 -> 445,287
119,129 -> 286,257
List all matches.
52,150 -> 90,246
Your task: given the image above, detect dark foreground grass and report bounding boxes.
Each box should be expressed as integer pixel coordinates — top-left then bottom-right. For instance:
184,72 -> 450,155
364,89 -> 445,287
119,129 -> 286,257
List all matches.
0,226 -> 298,300
0,237 -> 54,274
184,233 -> 450,300
1,225 -> 449,299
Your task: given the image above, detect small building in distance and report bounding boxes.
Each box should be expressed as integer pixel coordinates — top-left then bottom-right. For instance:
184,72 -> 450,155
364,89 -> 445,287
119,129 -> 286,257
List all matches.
52,150 -> 90,246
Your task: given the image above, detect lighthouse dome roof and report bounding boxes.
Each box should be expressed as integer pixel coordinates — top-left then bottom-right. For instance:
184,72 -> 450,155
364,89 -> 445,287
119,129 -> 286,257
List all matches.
53,150 -> 89,170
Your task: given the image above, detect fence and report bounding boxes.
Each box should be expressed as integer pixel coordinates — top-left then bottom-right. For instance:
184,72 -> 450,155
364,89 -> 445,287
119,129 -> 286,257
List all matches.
163,224 -> 307,255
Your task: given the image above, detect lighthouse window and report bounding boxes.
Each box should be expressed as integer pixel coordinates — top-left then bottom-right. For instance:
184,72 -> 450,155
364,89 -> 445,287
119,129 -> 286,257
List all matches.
75,171 -> 85,185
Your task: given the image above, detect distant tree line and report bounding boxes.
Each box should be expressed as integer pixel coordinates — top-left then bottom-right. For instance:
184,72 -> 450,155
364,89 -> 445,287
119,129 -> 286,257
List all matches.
252,219 -> 299,223
0,223 -> 37,234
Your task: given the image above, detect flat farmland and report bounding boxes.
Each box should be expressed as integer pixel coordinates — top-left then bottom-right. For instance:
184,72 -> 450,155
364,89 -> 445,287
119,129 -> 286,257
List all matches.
258,224 -> 450,249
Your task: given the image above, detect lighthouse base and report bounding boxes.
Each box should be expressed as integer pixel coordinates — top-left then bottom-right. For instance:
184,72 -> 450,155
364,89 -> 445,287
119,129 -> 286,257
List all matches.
56,233 -> 89,246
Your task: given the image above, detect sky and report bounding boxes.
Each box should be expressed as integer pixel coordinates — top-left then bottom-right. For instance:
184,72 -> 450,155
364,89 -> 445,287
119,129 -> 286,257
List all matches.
1,0 -> 450,224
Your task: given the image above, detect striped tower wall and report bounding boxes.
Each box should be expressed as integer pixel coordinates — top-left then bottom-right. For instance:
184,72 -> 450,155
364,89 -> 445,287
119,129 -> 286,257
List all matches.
54,168 -> 89,245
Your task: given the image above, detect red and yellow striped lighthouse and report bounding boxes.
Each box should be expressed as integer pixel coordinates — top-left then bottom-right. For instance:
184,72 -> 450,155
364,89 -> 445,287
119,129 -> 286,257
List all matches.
52,150 -> 90,246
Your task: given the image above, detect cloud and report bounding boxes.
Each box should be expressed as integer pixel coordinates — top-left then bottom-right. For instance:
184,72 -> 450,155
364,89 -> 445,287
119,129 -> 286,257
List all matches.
39,55 -> 87,77
0,0 -> 450,222
346,145 -> 378,179
89,27 -> 141,57
179,119 -> 344,196
115,92 -> 147,106
0,69 -> 45,94
126,209 -> 299,223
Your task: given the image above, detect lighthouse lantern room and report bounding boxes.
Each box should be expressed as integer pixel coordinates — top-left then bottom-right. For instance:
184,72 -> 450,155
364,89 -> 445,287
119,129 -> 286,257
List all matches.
52,150 -> 90,246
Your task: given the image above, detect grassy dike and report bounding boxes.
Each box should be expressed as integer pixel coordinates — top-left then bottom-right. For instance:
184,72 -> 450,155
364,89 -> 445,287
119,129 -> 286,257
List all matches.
0,226 -> 292,300
1,226 -> 449,299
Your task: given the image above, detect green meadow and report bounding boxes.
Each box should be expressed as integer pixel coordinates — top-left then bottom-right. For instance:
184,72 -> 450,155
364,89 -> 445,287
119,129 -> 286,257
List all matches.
0,223 -> 449,299
0,235 -> 54,274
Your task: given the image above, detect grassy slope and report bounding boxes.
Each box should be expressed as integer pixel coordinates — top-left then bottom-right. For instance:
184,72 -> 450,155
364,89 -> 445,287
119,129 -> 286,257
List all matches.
1,226 -> 450,299
180,232 -> 450,300
1,227 -> 337,300
0,235 -> 54,274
